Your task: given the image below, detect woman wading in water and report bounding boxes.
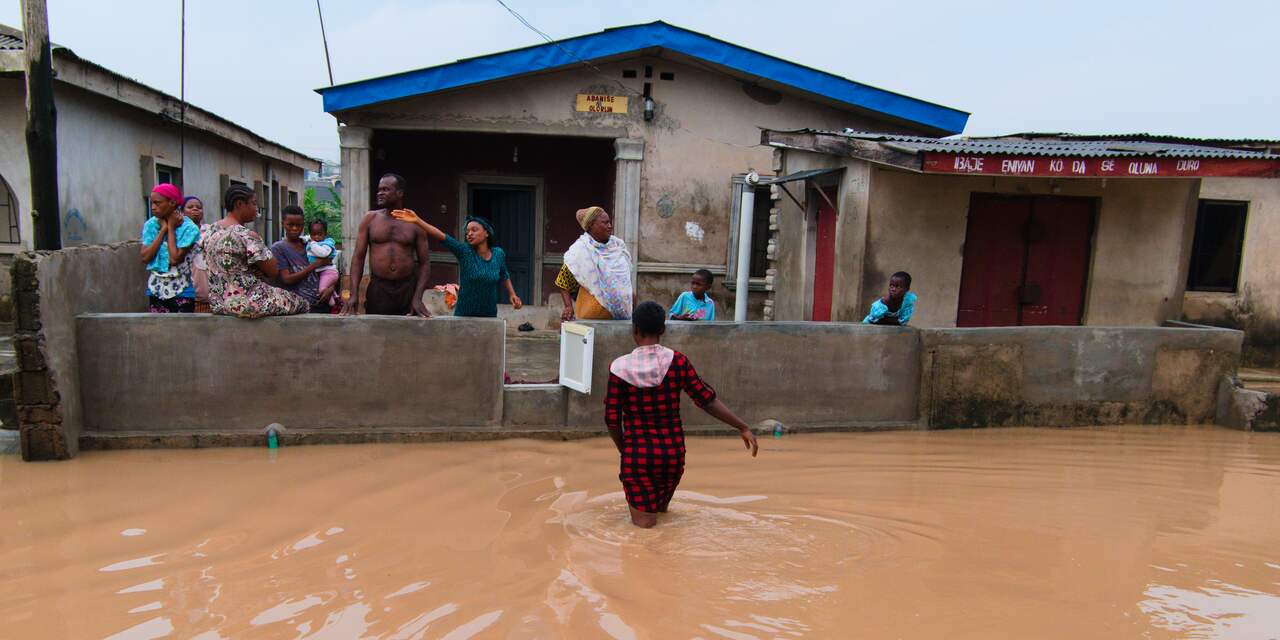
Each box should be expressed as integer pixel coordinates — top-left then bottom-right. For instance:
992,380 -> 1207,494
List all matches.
605,301 -> 758,528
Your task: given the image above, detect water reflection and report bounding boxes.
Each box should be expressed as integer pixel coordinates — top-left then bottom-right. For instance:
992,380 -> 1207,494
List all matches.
1141,580 -> 1280,639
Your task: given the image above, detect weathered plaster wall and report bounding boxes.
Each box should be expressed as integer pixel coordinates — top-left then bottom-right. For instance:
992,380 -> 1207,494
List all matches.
0,79 -> 308,307
1183,177 -> 1280,365
341,55 -> 933,309
1,81 -> 307,249
772,149 -> 1199,328
565,321 -> 922,429
77,315 -> 505,432
922,326 -> 1241,427
865,172 -> 1198,327
1086,178 -> 1199,325
12,243 -> 147,460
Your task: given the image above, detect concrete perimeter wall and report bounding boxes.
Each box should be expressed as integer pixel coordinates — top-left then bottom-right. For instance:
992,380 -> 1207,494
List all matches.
567,321 -> 922,429
921,326 -> 1241,428
13,243 -> 147,460
77,315 -> 505,433
10,244 -> 1248,459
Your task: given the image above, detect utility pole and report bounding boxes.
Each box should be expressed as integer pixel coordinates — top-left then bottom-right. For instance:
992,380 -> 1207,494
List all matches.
23,0 -> 61,250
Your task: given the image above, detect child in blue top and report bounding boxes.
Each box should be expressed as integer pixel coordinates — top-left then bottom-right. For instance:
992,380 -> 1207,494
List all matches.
670,269 -> 716,321
863,271 -> 917,326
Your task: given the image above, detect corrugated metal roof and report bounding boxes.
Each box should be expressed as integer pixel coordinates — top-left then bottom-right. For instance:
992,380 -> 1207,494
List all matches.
833,129 -> 1279,160
1008,132 -> 1280,148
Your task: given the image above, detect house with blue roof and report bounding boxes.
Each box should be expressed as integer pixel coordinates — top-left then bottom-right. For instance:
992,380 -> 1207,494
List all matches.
319,21 -> 968,311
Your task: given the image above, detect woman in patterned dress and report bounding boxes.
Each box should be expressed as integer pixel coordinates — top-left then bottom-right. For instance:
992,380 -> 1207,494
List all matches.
203,185 -> 309,319
390,210 -> 523,317
604,301 -> 758,528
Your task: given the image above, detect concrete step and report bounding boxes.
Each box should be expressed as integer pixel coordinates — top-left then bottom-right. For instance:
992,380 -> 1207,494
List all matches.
505,332 -> 560,384
0,428 -> 17,455
503,384 -> 566,428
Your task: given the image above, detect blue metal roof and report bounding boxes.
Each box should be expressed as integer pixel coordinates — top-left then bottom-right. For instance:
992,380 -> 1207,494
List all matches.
317,21 -> 969,135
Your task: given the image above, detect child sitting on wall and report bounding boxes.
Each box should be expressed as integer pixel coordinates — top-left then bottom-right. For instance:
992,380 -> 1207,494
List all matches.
863,271 -> 916,326
307,219 -> 341,309
669,269 -> 717,321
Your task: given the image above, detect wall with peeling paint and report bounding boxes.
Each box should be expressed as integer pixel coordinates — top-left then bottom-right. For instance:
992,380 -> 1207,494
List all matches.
1184,177 -> 1280,365
772,147 -> 1201,327
0,77 -> 309,315
338,56 -> 933,310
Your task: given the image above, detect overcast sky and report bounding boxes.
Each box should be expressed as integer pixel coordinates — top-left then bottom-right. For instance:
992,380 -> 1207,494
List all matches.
3,0 -> 1276,161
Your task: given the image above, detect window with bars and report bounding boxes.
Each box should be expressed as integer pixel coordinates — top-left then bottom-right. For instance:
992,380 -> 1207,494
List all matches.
1187,200 -> 1248,293
728,177 -> 773,281
0,176 -> 20,244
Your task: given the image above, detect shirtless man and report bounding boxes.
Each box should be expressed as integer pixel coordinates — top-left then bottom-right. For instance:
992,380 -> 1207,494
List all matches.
341,173 -> 431,317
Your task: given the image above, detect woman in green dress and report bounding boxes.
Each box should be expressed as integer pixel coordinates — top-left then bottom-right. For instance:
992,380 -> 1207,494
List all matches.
390,209 -> 522,317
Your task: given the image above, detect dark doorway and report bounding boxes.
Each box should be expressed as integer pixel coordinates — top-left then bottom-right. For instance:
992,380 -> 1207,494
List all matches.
957,194 -> 1094,327
469,184 -> 535,303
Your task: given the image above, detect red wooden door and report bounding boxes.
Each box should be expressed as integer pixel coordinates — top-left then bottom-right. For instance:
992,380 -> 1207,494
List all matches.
1020,198 -> 1093,325
811,187 -> 838,321
956,195 -> 1093,327
957,196 -> 1029,327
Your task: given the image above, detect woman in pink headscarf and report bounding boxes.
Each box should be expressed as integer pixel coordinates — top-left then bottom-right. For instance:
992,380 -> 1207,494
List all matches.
139,183 -> 201,313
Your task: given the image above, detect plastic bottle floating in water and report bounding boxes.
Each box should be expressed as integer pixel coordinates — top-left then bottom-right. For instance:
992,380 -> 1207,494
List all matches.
757,419 -> 785,439
265,423 -> 284,449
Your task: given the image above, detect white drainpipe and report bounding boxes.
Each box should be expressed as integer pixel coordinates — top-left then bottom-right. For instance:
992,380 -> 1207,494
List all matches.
734,170 -> 760,322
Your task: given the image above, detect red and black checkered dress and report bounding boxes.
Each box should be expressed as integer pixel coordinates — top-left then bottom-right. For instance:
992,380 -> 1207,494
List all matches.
605,351 -> 717,513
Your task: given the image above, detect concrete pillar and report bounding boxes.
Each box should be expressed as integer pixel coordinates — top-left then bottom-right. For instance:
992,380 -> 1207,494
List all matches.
613,138 -> 643,283
338,125 -> 372,272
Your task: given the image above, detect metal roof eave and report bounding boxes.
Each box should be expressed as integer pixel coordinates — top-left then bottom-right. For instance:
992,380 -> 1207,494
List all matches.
317,22 -> 969,135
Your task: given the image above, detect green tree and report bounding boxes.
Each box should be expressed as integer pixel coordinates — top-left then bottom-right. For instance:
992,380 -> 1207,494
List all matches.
303,186 -> 343,244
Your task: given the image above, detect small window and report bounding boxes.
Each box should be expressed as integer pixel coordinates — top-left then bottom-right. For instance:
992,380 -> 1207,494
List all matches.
1187,200 -> 1247,292
288,190 -> 299,206
659,71 -> 675,81
622,69 -> 637,78
156,164 -> 183,191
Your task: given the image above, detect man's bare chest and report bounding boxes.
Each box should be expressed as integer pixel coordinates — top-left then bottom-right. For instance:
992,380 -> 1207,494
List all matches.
369,216 -> 416,244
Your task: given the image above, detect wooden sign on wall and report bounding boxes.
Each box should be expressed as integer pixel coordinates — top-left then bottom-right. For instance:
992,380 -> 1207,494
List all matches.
575,94 -> 628,113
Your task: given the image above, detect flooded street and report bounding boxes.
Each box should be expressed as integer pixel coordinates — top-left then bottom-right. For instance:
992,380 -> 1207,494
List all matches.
2,426 -> 1279,639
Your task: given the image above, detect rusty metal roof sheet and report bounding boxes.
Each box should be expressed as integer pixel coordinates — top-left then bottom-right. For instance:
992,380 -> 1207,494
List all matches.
0,24 -> 24,50
830,129 -> 1279,160
1007,132 -> 1280,148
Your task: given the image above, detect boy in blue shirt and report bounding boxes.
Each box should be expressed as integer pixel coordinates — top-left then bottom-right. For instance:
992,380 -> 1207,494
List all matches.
863,271 -> 916,326
670,269 -> 716,321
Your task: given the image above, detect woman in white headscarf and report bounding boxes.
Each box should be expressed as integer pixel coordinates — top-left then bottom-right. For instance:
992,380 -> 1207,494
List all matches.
556,206 -> 634,321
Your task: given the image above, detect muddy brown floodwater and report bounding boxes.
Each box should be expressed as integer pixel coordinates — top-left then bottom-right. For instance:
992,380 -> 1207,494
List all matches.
2,426 -> 1279,639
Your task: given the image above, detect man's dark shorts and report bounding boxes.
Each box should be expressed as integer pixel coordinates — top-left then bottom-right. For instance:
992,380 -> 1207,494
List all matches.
364,275 -> 416,315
